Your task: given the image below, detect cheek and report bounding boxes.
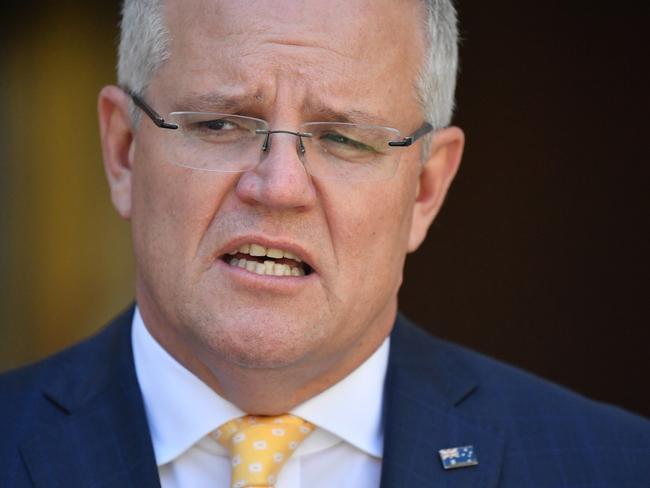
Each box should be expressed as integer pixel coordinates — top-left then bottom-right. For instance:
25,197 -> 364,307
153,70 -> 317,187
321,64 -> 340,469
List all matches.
129,141 -> 232,281
327,177 -> 416,288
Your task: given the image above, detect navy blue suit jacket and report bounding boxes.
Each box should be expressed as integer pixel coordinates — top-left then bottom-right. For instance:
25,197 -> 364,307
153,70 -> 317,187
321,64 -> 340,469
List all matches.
1,306 -> 649,487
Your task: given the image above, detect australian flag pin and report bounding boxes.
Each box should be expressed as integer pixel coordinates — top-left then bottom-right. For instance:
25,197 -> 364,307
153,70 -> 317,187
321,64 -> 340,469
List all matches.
438,445 -> 479,470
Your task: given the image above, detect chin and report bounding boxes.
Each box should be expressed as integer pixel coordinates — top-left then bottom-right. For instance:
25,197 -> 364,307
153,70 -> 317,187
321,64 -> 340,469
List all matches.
194,312 -> 324,370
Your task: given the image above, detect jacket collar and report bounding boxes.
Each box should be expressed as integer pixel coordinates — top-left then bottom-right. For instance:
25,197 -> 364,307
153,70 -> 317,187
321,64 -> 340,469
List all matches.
380,313 -> 506,488
19,305 -> 161,487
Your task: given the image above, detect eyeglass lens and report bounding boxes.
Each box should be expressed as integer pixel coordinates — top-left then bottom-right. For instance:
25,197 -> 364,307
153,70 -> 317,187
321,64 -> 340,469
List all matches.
165,112 -> 407,181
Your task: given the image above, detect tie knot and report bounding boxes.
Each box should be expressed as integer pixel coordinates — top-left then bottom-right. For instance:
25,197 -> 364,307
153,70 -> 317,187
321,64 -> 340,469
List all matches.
215,414 -> 315,488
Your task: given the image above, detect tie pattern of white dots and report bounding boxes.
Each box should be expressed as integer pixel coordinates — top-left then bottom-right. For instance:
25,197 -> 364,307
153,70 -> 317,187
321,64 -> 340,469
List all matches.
215,414 -> 315,488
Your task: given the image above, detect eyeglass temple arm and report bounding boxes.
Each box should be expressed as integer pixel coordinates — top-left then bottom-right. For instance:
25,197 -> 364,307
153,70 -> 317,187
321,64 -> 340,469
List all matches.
388,122 -> 434,147
128,91 -> 179,130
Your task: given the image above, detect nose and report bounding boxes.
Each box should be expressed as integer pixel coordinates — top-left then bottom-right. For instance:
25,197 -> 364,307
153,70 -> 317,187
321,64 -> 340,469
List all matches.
235,132 -> 317,211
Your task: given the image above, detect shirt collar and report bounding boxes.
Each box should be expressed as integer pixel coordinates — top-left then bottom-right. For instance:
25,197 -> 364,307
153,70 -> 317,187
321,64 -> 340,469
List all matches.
291,338 -> 388,458
132,306 -> 388,465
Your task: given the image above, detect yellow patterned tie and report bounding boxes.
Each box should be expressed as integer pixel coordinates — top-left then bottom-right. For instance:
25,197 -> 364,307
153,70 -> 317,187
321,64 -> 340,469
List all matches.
215,414 -> 315,488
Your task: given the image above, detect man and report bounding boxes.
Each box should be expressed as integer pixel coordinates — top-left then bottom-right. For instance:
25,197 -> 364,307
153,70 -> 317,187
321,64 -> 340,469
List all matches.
1,0 -> 648,487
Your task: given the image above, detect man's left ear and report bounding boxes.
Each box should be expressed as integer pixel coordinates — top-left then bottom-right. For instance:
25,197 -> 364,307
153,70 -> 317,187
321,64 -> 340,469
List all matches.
408,126 -> 464,252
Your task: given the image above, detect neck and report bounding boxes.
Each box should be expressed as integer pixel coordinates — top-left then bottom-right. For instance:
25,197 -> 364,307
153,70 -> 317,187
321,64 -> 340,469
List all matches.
138,301 -> 395,414
203,330 -> 389,414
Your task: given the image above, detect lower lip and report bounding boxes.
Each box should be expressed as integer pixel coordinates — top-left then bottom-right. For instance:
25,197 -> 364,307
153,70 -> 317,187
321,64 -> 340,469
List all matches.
214,258 -> 318,293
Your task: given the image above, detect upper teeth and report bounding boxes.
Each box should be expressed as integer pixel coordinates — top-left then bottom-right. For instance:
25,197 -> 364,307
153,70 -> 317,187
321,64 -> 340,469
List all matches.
228,243 -> 301,262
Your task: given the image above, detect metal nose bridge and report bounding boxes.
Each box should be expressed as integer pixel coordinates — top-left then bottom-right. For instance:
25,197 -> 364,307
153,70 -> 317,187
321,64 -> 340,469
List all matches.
255,129 -> 313,154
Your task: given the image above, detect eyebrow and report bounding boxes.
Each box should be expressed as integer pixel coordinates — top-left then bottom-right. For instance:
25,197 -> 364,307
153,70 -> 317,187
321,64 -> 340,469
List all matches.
304,102 -> 390,126
172,92 -> 261,113
171,91 -> 391,126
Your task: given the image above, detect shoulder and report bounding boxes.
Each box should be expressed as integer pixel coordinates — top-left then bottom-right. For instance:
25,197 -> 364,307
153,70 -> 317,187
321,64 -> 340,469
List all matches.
0,308 -> 131,407
394,314 -> 649,427
0,307 -> 134,479
390,315 -> 650,483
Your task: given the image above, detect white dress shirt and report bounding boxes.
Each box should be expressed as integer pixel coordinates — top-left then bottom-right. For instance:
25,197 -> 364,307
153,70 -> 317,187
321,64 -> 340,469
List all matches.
132,307 -> 389,488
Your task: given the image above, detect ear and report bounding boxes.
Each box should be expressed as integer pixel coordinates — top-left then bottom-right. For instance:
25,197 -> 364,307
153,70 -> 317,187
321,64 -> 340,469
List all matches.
407,126 -> 464,252
98,85 -> 135,219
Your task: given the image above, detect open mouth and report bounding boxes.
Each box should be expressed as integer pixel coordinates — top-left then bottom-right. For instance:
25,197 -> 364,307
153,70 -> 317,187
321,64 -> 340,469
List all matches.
221,243 -> 313,277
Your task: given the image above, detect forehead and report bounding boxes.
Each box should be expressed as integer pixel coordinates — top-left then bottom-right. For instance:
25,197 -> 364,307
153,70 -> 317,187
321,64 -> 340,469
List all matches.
156,0 -> 426,124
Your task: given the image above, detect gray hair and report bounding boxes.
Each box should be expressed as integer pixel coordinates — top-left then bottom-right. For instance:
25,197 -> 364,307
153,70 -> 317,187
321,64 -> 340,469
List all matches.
417,0 -> 458,130
117,0 -> 170,122
117,0 -> 458,144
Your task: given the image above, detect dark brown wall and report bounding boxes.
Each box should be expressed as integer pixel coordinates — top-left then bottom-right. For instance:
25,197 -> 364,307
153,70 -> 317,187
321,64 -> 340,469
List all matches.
400,2 -> 649,417
1,1 -> 648,417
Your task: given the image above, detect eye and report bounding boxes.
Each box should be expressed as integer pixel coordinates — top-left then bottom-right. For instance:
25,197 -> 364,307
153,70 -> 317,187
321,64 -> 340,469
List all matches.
199,119 -> 238,131
320,132 -> 377,153
182,115 -> 259,144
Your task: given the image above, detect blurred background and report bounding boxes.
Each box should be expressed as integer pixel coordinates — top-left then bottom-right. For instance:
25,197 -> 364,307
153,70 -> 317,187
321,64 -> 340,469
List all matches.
0,1 -> 648,418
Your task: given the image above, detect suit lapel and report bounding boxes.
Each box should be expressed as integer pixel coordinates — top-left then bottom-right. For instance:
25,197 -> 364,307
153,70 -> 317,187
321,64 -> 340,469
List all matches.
380,315 -> 506,488
19,307 -> 160,487
17,308 -> 505,487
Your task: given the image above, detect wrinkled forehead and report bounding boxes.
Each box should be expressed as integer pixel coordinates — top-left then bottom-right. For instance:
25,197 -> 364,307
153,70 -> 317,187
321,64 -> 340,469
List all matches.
153,0 -> 426,123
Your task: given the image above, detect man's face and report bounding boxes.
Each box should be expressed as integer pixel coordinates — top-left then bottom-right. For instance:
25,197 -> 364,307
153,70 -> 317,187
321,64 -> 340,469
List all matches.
105,0 -> 460,383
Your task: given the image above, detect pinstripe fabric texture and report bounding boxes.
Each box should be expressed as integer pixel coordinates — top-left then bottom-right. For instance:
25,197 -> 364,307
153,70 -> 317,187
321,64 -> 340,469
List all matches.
0,307 -> 649,487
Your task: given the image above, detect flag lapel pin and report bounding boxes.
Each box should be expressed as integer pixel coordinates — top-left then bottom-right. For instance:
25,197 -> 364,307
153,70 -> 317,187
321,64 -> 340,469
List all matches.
438,445 -> 479,470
